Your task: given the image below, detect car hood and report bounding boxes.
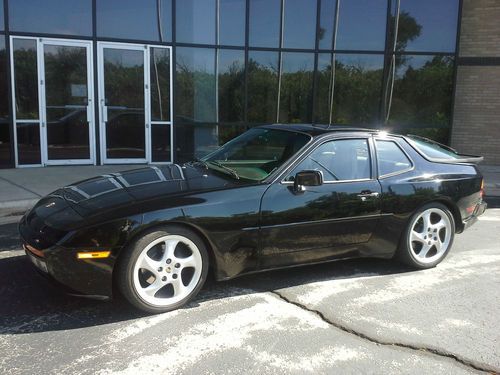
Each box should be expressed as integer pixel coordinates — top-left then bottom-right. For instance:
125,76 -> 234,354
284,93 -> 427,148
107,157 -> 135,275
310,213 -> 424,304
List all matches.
24,164 -> 241,232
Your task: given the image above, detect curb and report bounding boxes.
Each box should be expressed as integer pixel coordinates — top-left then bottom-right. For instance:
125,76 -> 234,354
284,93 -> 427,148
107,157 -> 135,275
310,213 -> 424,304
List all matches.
0,198 -> 38,216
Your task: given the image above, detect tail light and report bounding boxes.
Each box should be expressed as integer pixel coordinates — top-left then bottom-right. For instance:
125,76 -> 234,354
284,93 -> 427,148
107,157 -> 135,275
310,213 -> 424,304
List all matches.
480,179 -> 485,199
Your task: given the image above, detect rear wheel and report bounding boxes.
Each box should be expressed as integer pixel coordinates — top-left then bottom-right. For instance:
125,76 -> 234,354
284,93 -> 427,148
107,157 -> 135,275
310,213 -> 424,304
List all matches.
397,203 -> 455,269
116,226 -> 209,313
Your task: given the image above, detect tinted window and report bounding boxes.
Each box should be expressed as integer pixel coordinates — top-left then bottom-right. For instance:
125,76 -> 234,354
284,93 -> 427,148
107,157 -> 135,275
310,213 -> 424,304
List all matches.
314,53 -> 333,124
150,47 -> 171,122
279,52 -> 314,123
283,0 -> 317,49
218,49 -> 245,123
332,54 -> 384,124
397,0 -> 459,53
175,47 -> 216,123
12,38 -> 39,120
336,0 -> 387,51
0,37 -> 7,121
318,0 -> 336,50
97,0 -> 167,41
9,0 -> 92,36
17,122 -> 41,165
0,37 -> 11,167
388,55 -> 453,127
0,1 -> 4,31
249,0 -> 281,48
219,0 -> 246,46
292,139 -> 371,181
176,0 -> 216,44
247,51 -> 279,123
376,140 -> 411,176
151,124 -> 171,162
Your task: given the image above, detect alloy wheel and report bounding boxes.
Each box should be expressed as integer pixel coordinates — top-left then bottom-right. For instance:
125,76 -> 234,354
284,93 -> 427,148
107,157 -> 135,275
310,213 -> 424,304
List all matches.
408,207 -> 452,264
132,235 -> 203,306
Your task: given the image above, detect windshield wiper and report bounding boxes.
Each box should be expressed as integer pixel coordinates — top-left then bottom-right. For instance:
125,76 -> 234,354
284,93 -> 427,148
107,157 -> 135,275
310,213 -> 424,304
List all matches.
206,161 -> 240,180
189,158 -> 209,169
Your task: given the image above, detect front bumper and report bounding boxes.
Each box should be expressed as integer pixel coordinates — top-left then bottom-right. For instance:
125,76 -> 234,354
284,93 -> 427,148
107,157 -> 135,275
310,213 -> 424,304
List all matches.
462,201 -> 487,231
22,240 -> 115,301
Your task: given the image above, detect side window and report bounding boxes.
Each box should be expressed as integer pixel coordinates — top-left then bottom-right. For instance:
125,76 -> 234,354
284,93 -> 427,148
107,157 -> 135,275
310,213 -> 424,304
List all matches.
289,138 -> 371,181
375,140 -> 412,176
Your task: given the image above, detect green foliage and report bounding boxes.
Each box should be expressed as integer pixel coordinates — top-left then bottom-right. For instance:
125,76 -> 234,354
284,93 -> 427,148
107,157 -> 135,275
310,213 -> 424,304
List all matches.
218,60 -> 245,123
333,61 -> 383,124
175,54 -> 216,123
389,56 -> 454,127
279,69 -> 313,123
247,57 -> 279,123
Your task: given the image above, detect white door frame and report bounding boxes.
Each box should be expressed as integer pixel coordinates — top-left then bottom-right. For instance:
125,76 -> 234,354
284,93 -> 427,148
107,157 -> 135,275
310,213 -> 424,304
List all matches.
97,42 -> 173,165
10,36 -> 95,167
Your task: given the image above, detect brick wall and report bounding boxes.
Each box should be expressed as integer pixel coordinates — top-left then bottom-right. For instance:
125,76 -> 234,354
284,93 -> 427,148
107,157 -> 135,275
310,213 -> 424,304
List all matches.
450,0 -> 500,165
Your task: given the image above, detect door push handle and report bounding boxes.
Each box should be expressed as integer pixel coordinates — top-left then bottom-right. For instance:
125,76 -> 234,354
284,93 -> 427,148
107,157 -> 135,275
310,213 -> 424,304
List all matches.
102,105 -> 108,123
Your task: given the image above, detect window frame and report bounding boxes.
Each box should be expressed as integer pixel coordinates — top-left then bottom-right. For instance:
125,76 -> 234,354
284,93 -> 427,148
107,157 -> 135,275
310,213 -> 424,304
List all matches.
278,134 -> 376,185
374,136 -> 414,179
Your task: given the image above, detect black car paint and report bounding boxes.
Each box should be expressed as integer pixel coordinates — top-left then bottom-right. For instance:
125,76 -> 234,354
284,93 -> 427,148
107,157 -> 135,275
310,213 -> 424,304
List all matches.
19,125 -> 485,299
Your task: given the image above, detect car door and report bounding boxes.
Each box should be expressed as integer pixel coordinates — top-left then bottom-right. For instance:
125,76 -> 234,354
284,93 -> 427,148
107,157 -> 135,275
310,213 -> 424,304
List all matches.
259,136 -> 382,269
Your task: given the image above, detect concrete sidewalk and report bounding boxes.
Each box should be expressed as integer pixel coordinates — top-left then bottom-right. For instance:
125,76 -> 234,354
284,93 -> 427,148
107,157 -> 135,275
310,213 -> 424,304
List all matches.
0,164 -> 499,217
0,164 -> 139,216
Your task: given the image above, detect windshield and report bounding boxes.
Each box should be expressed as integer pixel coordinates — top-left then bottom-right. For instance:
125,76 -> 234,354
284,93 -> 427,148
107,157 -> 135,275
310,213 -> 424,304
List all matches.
201,128 -> 311,181
406,135 -> 462,160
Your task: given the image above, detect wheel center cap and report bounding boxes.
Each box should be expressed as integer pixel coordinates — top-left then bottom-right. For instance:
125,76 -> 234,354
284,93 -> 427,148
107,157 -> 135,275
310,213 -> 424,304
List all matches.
166,266 -> 172,273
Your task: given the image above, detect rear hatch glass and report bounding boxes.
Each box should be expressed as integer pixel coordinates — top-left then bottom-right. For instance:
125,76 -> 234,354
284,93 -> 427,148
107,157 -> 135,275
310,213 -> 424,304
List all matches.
406,135 -> 483,163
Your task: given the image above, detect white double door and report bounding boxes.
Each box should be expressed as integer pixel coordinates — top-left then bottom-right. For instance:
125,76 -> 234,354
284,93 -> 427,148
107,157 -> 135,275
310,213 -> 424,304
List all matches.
11,37 -> 95,166
10,38 -> 172,167
97,42 -> 173,164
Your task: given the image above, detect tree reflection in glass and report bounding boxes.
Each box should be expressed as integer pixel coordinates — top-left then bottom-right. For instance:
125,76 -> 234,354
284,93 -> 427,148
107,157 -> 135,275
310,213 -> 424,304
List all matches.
247,51 -> 279,123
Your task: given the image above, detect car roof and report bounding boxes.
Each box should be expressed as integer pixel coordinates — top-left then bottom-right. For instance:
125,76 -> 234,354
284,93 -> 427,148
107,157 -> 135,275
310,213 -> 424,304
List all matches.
258,123 -> 382,137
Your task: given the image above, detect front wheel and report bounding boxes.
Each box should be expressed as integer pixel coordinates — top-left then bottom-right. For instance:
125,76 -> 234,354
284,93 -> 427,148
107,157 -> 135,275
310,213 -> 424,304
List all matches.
397,203 -> 455,269
116,226 -> 209,313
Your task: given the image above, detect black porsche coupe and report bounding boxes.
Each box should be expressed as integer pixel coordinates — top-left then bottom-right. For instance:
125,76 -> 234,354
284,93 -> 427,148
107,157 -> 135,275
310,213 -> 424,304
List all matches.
19,125 -> 487,313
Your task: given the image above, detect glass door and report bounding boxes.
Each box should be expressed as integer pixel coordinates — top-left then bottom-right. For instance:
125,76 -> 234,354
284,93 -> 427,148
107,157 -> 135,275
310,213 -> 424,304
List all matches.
98,42 -> 173,164
98,43 -> 147,163
41,39 -> 94,164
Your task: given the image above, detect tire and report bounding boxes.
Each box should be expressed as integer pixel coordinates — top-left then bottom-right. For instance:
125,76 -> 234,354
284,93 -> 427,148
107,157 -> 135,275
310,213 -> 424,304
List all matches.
397,202 -> 455,269
115,225 -> 209,314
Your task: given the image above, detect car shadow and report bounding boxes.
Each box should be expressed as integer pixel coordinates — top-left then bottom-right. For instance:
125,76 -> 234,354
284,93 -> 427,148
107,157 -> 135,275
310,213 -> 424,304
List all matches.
0,246 -> 413,336
0,222 -> 21,251
484,196 -> 500,208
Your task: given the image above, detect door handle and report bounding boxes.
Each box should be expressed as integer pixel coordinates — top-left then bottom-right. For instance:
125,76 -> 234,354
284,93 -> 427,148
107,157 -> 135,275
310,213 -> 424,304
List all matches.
357,191 -> 380,200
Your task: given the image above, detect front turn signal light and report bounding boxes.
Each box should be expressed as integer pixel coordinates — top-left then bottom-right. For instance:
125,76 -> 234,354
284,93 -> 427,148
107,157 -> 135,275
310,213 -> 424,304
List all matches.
77,251 -> 111,259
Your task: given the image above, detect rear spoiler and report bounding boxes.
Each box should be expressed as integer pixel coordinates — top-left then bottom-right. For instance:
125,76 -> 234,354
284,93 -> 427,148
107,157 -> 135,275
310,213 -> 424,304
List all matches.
435,154 -> 484,164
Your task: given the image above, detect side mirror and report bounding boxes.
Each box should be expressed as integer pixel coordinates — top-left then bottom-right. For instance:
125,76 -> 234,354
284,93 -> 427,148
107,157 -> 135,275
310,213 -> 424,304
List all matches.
294,170 -> 323,192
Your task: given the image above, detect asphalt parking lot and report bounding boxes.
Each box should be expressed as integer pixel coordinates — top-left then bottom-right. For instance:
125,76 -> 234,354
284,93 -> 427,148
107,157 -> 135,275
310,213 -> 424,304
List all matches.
0,209 -> 499,375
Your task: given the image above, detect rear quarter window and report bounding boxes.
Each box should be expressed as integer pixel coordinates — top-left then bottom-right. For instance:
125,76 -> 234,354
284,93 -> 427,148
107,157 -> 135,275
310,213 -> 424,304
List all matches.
376,140 -> 412,177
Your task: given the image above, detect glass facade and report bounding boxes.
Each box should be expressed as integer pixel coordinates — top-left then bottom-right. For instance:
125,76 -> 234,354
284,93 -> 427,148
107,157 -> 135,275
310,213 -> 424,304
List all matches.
0,0 -> 461,167
9,0 -> 92,36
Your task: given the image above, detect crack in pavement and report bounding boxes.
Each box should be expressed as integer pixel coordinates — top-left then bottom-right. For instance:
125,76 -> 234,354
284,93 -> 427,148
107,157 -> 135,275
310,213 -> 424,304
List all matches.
269,290 -> 499,374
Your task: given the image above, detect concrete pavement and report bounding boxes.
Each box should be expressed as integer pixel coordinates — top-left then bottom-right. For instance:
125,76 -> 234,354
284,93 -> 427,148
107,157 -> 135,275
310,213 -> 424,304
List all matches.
0,209 -> 499,374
